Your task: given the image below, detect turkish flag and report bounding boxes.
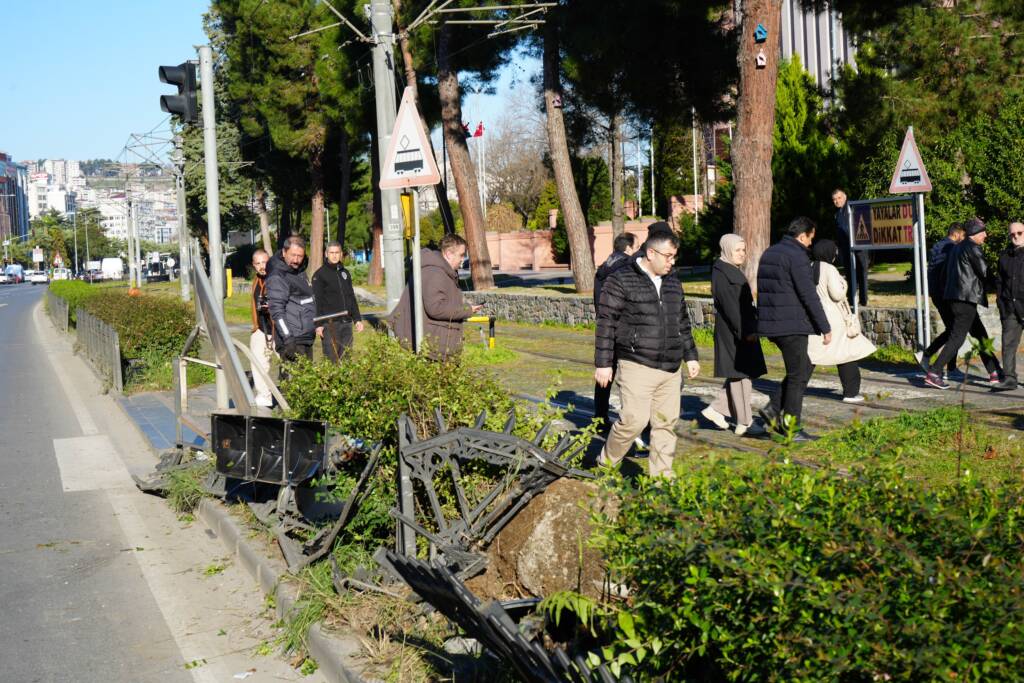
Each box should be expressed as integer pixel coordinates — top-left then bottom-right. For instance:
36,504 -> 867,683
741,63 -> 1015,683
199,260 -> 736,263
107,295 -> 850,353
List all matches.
473,122 -> 484,137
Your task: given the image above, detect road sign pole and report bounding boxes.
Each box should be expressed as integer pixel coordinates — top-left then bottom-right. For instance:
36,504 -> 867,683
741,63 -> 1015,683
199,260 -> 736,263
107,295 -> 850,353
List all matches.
848,208 -> 858,315
412,188 -> 424,353
911,201 -> 925,351
918,192 -> 931,348
199,44 -> 227,410
173,135 -> 191,302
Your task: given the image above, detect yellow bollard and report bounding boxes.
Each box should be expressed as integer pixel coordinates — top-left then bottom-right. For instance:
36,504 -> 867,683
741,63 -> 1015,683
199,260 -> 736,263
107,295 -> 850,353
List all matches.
226,269 -> 232,298
401,192 -> 414,239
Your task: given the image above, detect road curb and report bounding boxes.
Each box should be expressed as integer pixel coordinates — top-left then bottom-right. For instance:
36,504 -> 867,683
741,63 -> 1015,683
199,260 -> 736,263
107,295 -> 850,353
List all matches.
197,498 -> 366,683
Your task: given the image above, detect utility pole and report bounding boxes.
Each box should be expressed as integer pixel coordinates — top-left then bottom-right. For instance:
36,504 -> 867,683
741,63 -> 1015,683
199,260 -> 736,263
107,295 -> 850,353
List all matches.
71,193 -> 78,275
199,44 -> 228,409
126,199 -> 135,285
134,201 -> 143,287
172,135 -> 191,301
636,132 -> 642,217
369,0 -> 405,312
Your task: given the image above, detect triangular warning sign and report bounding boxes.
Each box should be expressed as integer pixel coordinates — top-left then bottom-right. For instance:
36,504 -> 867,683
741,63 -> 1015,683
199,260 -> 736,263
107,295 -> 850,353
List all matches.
380,86 -> 442,190
855,214 -> 870,242
889,127 -> 932,194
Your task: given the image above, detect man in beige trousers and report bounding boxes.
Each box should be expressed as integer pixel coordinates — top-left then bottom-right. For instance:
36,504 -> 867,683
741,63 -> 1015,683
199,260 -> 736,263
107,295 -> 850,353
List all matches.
594,228 -> 700,478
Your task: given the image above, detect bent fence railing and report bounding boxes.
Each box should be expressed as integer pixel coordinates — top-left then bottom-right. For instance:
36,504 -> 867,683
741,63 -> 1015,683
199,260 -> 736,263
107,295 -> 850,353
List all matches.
46,291 -> 69,334
76,307 -> 123,392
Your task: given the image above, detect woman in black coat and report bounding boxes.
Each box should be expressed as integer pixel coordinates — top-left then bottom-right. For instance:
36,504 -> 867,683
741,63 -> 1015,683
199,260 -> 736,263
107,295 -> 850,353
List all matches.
701,234 -> 768,435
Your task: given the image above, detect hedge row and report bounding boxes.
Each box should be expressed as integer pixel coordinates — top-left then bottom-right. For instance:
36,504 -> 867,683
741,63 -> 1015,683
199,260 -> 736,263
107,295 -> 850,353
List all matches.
48,280 -> 100,324
589,450 -> 1024,681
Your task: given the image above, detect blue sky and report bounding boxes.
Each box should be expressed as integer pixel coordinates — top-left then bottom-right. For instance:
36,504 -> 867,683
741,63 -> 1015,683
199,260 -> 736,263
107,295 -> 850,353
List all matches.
0,1 -> 536,164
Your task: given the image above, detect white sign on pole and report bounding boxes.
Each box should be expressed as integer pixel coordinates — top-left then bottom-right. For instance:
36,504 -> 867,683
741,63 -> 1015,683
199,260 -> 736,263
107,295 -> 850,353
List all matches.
889,127 -> 933,194
379,87 -> 442,190
32,246 -> 43,264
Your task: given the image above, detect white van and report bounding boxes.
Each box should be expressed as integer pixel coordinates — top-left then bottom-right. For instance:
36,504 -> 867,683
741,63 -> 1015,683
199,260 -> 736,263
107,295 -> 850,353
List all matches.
101,257 -> 124,281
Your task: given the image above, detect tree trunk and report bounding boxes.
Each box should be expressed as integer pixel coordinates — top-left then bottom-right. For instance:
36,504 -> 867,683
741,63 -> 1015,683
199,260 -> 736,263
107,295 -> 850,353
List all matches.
611,111 -> 625,237
368,129 -> 384,287
309,148 -> 325,276
732,0 -> 783,289
543,19 -> 595,293
279,193 -> 292,246
437,22 -> 494,290
257,187 -> 273,252
338,127 -> 351,249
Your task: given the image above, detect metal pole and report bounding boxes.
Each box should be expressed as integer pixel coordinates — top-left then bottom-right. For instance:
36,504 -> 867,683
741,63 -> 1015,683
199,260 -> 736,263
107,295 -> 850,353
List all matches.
173,136 -> 191,302
72,206 -> 78,275
134,203 -> 143,288
199,44 -> 228,409
370,0 -> 405,312
326,204 -> 331,244
649,132 -> 655,217
636,133 -> 642,217
126,199 -> 135,285
918,192 -> 931,348
412,188 -> 424,352
911,199 -> 925,351
692,107 -> 699,226
848,207 -> 858,315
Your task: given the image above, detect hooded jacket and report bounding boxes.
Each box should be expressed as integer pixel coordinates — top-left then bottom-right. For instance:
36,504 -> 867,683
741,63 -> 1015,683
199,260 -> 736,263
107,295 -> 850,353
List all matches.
312,261 -> 362,324
266,260 -> 316,347
392,249 -> 474,359
595,259 -> 698,372
756,235 -> 831,337
944,238 -> 988,306
594,250 -> 632,307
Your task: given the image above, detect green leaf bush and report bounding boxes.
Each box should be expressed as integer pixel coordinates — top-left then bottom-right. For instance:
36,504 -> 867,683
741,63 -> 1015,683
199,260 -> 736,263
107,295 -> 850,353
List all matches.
49,280 -> 103,325
81,290 -> 194,360
588,457 -> 1024,681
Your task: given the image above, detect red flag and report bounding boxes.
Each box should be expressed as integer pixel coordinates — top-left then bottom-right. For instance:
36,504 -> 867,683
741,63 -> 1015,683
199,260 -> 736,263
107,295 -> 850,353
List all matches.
473,122 -> 484,137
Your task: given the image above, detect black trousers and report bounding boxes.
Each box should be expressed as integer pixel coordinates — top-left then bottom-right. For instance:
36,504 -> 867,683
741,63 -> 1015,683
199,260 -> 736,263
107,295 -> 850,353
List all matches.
593,363 -> 617,428
837,361 -> 861,398
840,249 -> 869,306
769,335 -> 814,424
322,321 -> 354,362
931,301 -> 1000,375
923,298 -> 959,373
278,342 -> 313,381
1001,313 -> 1023,383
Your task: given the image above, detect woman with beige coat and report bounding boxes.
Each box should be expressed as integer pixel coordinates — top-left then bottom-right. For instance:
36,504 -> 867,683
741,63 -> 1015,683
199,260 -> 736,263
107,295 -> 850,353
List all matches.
807,239 -> 876,402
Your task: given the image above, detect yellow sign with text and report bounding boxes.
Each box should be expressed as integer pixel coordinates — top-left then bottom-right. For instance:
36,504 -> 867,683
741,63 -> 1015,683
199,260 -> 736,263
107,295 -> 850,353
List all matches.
851,198 -> 915,248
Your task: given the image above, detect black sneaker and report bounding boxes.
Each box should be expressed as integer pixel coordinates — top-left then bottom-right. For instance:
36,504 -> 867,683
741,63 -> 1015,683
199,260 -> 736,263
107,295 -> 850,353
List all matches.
991,379 -> 1018,392
924,371 -> 951,390
791,430 -> 819,443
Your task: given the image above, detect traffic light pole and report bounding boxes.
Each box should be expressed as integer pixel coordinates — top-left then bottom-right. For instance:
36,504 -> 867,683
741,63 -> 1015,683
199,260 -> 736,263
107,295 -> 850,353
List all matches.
172,135 -> 191,302
370,0 -> 405,312
199,44 -> 228,410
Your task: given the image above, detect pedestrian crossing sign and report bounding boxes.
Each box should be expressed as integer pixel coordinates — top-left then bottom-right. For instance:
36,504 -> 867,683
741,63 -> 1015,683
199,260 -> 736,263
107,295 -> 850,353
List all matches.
889,127 -> 932,194
380,86 -> 442,190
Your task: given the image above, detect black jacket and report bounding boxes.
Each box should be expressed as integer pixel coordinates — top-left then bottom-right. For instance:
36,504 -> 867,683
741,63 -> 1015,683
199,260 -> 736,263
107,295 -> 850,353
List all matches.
266,262 -> 316,346
595,259 -> 698,372
944,239 -> 988,307
835,204 -> 852,251
996,245 -> 1024,319
312,262 -> 362,325
711,259 -> 766,379
928,237 -> 957,297
594,250 -> 632,307
756,236 -> 831,337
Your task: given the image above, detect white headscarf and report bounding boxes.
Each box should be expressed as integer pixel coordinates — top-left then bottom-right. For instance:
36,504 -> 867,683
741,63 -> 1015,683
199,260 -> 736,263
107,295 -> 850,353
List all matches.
719,233 -> 745,266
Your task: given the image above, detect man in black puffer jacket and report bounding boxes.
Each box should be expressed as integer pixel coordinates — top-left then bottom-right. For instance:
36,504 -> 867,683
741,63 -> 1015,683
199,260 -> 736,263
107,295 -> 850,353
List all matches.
756,216 -> 831,441
994,222 -> 1024,390
595,231 -> 699,478
312,241 -> 364,362
266,235 -> 316,372
927,218 -> 1001,389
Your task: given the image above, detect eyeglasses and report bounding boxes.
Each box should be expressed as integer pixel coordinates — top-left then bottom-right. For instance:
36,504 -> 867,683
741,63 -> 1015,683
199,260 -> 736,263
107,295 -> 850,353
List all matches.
1011,231 -> 1024,237
649,248 -> 677,262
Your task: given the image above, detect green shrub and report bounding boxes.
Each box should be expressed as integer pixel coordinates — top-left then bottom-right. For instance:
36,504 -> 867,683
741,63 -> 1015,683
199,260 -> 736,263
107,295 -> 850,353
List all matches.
82,291 -> 194,360
586,456 -> 1024,681
49,280 -> 103,325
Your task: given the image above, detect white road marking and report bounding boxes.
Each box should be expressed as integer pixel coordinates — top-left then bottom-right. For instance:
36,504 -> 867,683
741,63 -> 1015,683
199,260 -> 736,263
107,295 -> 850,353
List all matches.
53,436 -> 135,492
33,301 -> 99,435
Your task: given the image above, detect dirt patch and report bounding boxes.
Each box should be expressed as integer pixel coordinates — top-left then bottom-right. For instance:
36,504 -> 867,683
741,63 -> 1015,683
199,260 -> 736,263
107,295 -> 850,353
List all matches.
467,478 -> 613,601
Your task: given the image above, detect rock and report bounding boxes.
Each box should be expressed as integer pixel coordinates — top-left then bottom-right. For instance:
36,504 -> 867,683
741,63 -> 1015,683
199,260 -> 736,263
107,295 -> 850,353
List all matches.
443,637 -> 482,656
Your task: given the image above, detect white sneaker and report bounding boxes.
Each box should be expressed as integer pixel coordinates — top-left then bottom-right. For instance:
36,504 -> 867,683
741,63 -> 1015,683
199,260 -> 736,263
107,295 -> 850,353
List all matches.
842,395 -> 866,403
735,422 -> 767,437
701,406 -> 729,430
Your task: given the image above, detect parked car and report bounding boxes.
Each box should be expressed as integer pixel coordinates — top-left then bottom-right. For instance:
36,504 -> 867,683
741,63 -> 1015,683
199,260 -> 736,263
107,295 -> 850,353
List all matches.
0,272 -> 8,284
83,269 -> 103,283
51,268 -> 71,281
5,264 -> 24,283
29,270 -> 49,285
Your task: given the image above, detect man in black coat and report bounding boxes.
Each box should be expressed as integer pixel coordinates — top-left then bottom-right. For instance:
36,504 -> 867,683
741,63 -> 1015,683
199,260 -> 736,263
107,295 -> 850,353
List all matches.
266,235 -> 316,372
993,222 -> 1024,391
927,218 -> 1002,389
595,231 -> 699,478
312,241 -> 364,362
918,223 -> 965,378
756,216 -> 832,441
832,188 -> 869,307
592,232 -> 637,430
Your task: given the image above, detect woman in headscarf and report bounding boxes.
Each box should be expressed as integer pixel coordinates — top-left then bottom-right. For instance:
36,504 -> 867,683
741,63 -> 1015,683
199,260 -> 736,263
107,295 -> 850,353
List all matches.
701,234 -> 767,436
807,239 -> 876,402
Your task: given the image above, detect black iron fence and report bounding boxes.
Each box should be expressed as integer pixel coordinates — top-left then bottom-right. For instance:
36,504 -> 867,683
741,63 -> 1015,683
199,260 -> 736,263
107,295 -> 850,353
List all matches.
46,291 -> 69,334
76,307 -> 123,392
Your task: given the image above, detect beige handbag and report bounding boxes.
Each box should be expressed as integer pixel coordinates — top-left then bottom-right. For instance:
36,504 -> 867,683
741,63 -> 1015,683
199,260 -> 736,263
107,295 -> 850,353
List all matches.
839,299 -> 861,338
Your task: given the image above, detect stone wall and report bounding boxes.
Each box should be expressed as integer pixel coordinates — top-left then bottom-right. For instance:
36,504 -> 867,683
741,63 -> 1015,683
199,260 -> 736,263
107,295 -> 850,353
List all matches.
463,290 -> 993,351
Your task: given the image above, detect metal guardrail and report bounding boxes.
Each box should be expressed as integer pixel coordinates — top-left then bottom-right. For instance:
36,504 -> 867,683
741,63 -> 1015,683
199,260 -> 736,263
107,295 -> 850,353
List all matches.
46,291 -> 69,334
76,307 -> 123,392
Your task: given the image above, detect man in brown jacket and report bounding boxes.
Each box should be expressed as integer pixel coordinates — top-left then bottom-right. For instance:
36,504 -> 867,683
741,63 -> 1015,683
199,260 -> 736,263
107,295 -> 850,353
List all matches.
392,234 -> 482,359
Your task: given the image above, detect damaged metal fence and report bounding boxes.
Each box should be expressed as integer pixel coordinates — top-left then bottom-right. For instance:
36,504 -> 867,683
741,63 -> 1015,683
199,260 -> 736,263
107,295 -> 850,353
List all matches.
46,291 -> 69,333
76,307 -> 123,392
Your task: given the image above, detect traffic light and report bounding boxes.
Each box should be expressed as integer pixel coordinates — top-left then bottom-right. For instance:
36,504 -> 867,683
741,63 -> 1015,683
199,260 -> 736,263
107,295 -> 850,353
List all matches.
158,62 -> 198,124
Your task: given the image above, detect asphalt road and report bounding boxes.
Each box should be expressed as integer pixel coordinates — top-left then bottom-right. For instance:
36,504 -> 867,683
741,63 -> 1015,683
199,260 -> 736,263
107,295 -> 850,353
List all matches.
0,283 -> 322,683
